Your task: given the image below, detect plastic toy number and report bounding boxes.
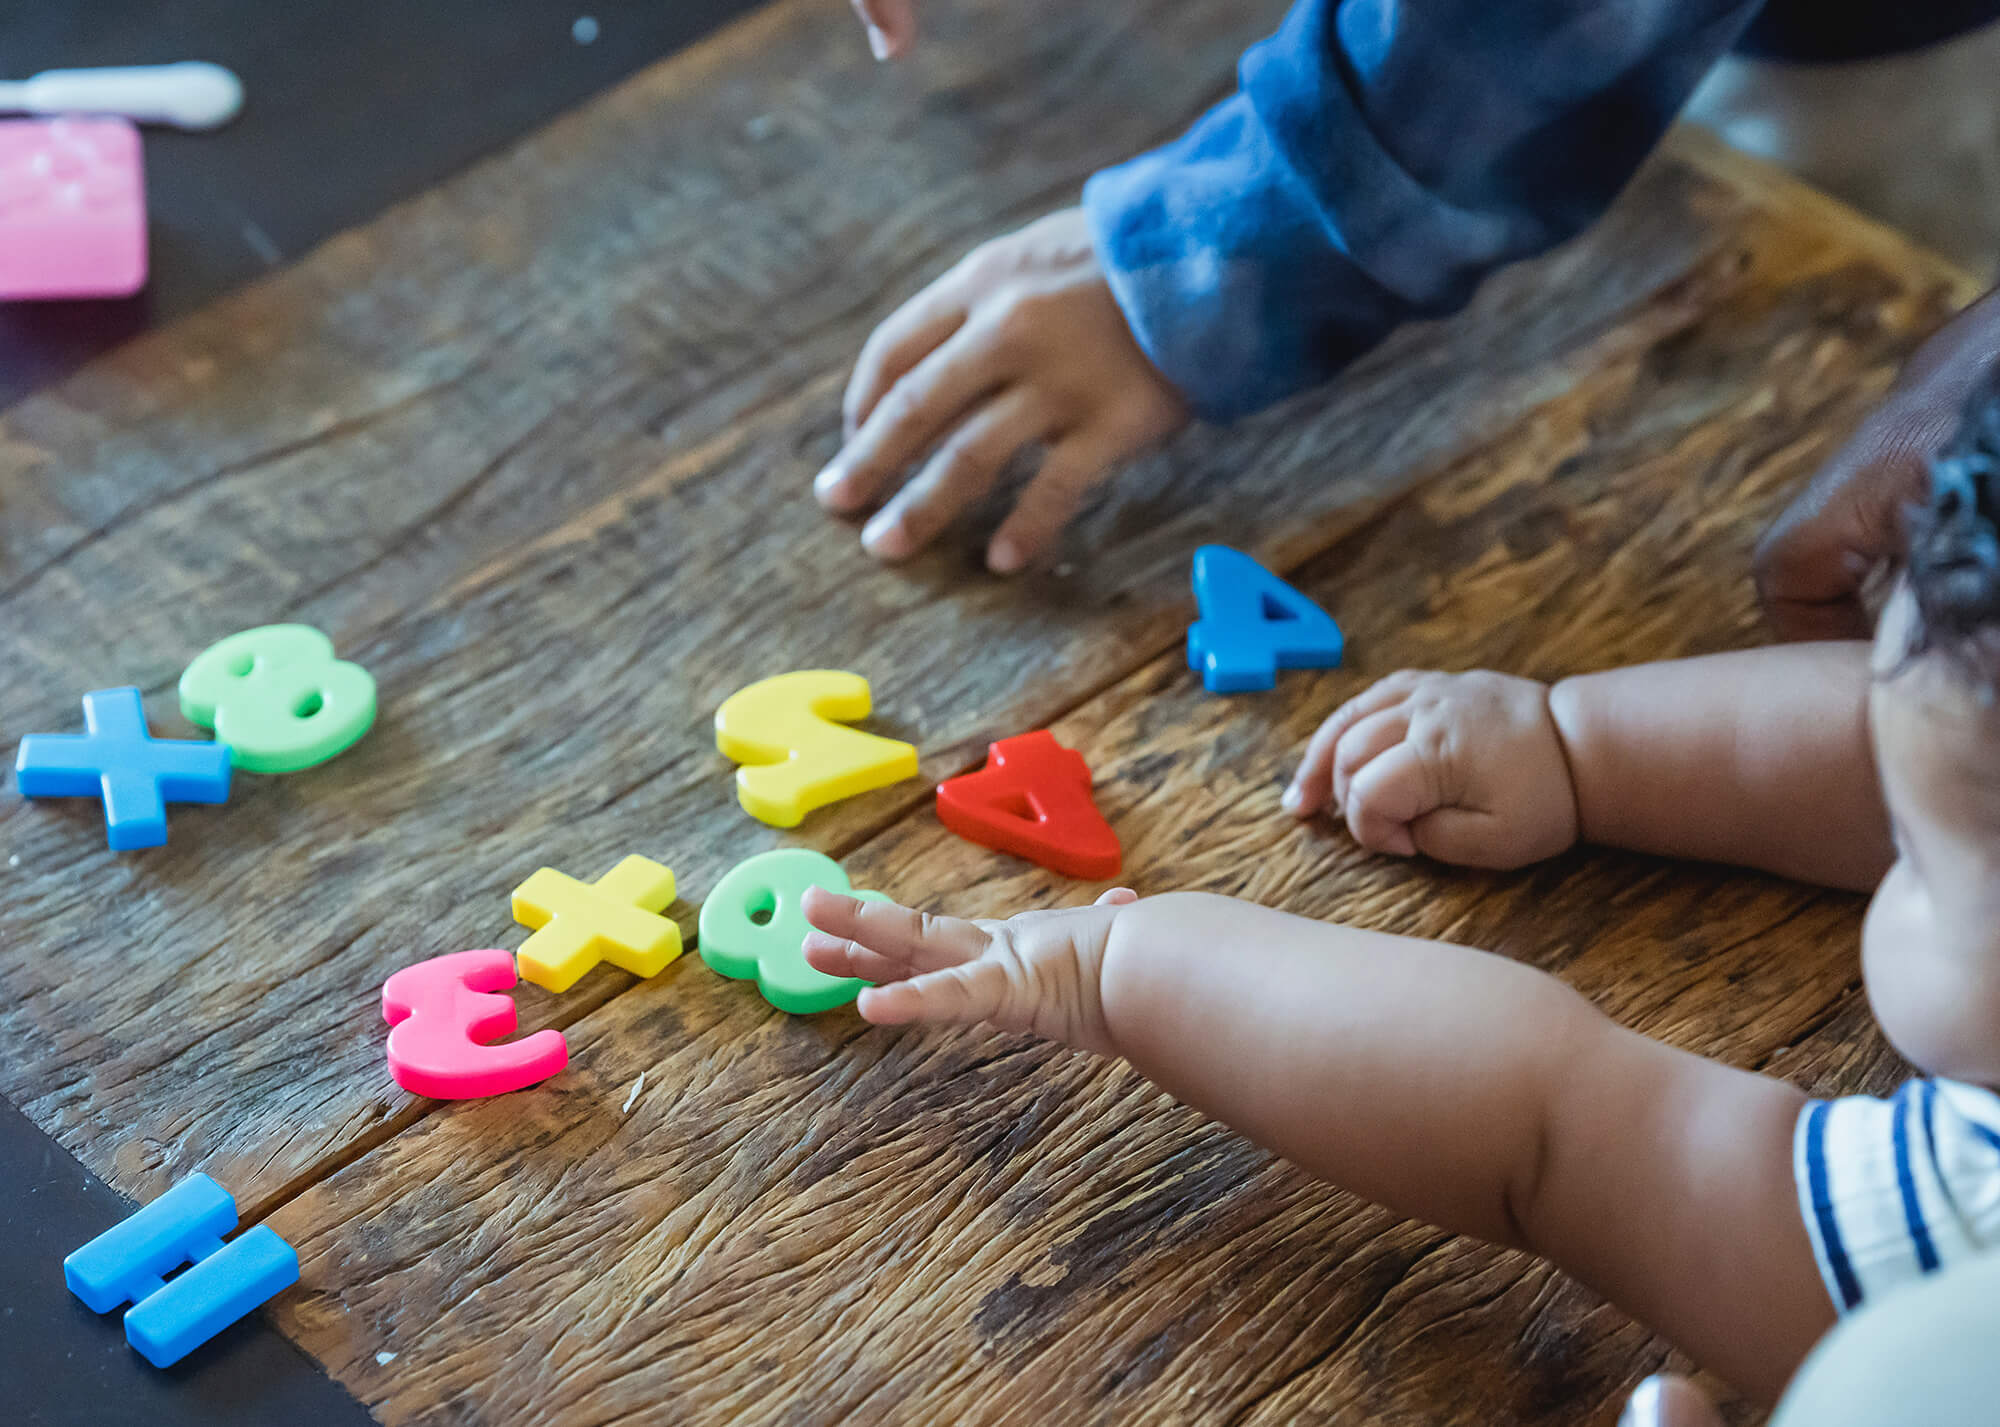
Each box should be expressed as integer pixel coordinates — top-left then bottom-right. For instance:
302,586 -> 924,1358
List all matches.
1186,546 -> 1344,694
381,949 -> 569,1099
714,670 -> 918,827
936,730 -> 1121,879
698,848 -> 890,1014
179,623 -> 376,773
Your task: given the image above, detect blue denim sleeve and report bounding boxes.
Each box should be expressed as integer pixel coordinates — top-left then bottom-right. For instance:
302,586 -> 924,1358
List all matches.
1083,0 -> 1764,422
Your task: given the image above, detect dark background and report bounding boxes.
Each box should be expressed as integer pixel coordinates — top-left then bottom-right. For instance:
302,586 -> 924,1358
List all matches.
0,0 -> 763,407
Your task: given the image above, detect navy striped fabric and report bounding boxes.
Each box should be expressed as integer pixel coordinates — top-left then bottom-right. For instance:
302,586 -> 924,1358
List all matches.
1796,1080 -> 2000,1312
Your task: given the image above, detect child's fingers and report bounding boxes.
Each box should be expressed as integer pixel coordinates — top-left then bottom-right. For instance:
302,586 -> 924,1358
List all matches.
837,283 -> 969,453
984,427 -> 1123,574
1326,672 -> 1423,737
861,388 -> 1050,560
1287,708 -> 1361,815
1406,808 -> 1510,870
802,930 -> 908,984
1286,675 -> 1420,814
818,327 -> 1005,519
799,887 -> 992,973
1343,742 -> 1436,857
855,959 -> 1008,1027
1330,706 -> 1411,813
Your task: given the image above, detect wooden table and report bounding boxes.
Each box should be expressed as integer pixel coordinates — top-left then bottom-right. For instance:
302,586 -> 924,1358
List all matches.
0,2 -> 1978,1422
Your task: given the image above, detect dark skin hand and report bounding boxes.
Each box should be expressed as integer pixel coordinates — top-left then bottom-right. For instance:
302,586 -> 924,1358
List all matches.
1756,284 -> 2000,640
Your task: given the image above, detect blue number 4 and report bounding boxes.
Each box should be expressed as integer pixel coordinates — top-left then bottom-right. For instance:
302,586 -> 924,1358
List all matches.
1187,546 -> 1343,694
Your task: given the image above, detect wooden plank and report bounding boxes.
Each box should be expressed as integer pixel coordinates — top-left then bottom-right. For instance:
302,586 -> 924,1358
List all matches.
270,180 -> 1954,1424
0,0 -> 1803,1219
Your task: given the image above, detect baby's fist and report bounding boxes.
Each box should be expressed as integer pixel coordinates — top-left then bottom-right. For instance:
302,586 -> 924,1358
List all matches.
1286,670 -> 1578,868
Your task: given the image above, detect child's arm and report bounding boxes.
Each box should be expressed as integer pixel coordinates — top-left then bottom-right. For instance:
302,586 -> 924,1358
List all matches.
826,2 -> 1764,569
802,888 -> 1833,1401
1290,644 -> 1891,890
1548,643 -> 1889,889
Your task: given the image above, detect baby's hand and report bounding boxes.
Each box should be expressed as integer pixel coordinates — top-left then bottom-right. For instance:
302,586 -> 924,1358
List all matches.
801,885 -> 1139,1054
1283,670 -> 1579,868
815,207 -> 1189,573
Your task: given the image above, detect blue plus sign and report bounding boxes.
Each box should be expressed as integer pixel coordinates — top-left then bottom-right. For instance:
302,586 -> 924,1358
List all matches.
15,687 -> 232,850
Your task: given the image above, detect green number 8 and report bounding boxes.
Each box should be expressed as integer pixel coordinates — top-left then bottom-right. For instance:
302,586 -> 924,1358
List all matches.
179,624 -> 376,773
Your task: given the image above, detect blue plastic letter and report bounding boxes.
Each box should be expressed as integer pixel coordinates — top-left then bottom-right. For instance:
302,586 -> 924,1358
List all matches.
62,1172 -> 299,1368
123,1226 -> 300,1368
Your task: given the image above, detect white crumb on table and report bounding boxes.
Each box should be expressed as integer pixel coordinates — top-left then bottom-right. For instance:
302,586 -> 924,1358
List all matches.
239,218 -> 282,266
622,1071 -> 646,1113
7,854 -> 17,868
376,1350 -> 398,1366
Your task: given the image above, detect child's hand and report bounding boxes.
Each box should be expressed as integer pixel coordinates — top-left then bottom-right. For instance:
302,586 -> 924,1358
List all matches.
815,208 -> 1189,573
1283,670 -> 1579,868
848,0 -> 919,60
801,884 -> 1139,1054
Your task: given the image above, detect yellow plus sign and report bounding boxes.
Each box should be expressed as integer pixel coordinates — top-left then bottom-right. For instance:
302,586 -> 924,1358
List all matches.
511,855 -> 681,992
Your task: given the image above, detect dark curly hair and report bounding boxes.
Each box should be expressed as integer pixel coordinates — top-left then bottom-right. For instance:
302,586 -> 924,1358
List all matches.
1906,368 -> 2000,691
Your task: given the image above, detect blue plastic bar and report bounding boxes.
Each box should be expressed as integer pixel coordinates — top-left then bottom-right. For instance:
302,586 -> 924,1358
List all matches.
62,1173 -> 236,1314
123,1225 -> 300,1368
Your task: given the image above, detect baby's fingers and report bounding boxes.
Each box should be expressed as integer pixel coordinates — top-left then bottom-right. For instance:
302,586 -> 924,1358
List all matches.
856,960 -> 1009,1027
801,931 -> 907,985
1343,743 -> 1438,857
1286,673 -> 1420,816
862,388 -> 1049,562
800,888 -> 991,974
1330,706 -> 1411,814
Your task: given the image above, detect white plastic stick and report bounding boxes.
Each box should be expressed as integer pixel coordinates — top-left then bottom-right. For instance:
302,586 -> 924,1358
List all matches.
0,62 -> 244,131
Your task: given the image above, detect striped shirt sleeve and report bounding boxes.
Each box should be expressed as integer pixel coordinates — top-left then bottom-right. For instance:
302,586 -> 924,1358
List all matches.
1795,1079 -> 2000,1312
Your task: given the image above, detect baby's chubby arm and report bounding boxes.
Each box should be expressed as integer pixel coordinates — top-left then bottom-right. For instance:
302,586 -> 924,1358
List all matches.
1291,644 -> 1891,890
802,887 -> 1831,1400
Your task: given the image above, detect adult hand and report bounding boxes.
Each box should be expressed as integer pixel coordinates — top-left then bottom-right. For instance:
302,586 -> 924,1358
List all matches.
1756,285 -> 2000,640
815,207 -> 1190,573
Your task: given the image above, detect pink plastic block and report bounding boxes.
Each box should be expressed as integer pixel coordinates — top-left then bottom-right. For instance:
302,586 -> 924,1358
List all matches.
0,118 -> 147,300
381,949 -> 569,1099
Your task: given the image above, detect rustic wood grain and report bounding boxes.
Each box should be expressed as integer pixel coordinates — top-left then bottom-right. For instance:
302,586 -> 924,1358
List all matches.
0,0 -> 1828,1226
263,144 -> 1961,1426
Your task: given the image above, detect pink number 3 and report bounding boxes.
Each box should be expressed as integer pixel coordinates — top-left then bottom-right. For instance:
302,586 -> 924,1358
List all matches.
381,950 -> 569,1099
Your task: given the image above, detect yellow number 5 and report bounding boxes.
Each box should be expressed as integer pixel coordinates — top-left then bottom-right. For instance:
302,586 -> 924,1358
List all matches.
714,671 -> 917,827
